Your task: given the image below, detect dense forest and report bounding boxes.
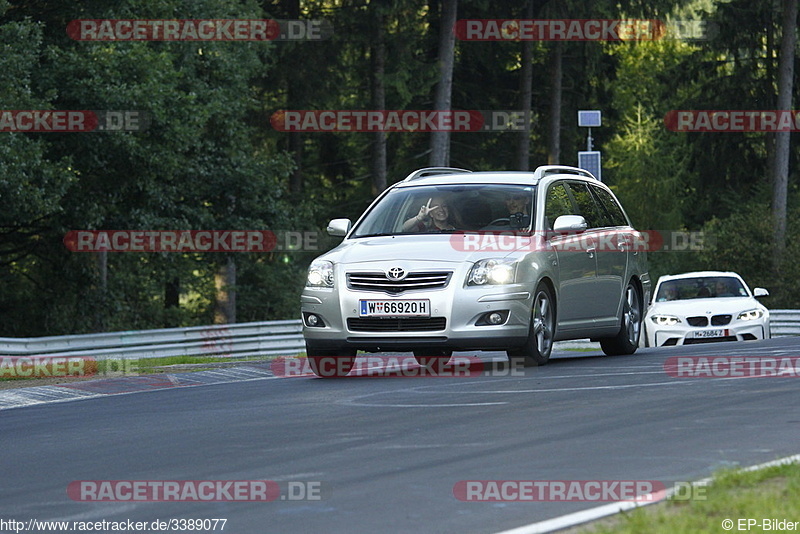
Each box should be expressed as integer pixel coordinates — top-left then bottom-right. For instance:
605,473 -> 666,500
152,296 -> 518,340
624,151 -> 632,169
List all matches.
1,0 -> 798,336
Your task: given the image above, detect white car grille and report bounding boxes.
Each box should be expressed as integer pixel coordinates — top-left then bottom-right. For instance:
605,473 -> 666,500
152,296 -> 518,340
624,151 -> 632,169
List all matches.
346,271 -> 452,294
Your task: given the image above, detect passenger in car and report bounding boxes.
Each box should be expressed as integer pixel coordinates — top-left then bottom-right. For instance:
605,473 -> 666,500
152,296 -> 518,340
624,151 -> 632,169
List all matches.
661,287 -> 678,301
402,196 -> 461,232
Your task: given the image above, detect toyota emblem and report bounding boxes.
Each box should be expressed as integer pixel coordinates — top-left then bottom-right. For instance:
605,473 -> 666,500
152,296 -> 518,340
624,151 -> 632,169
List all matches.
386,267 -> 406,281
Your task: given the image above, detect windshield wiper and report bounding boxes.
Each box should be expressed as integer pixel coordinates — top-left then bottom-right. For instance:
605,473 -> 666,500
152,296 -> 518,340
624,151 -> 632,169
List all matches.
355,229 -> 468,237
353,232 -> 397,238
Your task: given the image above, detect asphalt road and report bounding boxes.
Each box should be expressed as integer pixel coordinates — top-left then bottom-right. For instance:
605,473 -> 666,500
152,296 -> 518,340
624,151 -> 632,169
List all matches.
2,338 -> 799,534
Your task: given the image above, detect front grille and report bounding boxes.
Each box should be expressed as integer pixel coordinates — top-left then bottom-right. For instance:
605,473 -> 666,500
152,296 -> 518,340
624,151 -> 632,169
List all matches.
684,336 -> 737,344
347,317 -> 447,332
711,314 -> 732,326
347,271 -> 452,294
686,316 -> 708,327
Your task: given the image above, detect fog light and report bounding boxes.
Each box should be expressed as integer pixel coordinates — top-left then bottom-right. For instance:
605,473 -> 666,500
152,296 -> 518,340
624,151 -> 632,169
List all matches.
305,314 -> 323,327
488,312 -> 504,325
476,310 -> 509,326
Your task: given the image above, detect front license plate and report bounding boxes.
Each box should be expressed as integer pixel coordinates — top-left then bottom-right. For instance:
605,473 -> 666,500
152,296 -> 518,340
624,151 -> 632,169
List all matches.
359,299 -> 430,318
693,329 -> 726,338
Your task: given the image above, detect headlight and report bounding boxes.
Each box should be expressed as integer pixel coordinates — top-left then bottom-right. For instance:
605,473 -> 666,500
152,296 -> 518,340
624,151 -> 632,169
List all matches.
737,309 -> 764,321
650,315 -> 681,326
306,260 -> 334,288
468,259 -> 516,286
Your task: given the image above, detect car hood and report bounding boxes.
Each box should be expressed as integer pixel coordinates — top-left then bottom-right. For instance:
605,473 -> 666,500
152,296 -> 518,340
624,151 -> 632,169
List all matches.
319,234 -> 527,265
647,297 -> 765,317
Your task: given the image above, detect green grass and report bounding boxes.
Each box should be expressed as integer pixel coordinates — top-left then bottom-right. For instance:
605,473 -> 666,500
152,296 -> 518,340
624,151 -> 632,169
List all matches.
578,462 -> 800,533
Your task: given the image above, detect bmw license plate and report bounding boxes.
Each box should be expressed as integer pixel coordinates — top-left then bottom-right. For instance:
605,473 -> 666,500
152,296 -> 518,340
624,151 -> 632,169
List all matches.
359,299 -> 430,318
693,329 -> 726,338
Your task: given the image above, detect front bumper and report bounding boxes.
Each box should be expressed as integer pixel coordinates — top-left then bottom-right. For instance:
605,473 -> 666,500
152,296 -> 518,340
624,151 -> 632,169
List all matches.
301,263 -> 533,352
646,320 -> 770,347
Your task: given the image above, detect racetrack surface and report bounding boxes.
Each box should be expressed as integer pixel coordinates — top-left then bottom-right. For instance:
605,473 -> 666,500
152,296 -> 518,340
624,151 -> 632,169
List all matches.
2,338 -> 799,533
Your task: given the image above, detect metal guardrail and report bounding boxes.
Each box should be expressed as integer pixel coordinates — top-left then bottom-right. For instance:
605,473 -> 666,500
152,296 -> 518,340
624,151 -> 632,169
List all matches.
766,309 -> 800,337
0,320 -> 306,360
1,310 -> 798,361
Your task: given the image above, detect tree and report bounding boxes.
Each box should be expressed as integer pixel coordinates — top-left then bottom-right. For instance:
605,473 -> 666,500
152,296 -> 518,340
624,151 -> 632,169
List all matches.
370,0 -> 388,194
0,0 -> 301,334
429,0 -> 458,166
0,9 -> 75,266
771,0 -> 798,274
516,0 -> 535,170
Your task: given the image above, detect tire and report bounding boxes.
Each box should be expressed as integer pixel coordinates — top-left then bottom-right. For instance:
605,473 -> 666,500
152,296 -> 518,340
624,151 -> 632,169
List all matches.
413,349 -> 453,368
600,281 -> 642,356
507,283 -> 555,367
306,347 -> 357,377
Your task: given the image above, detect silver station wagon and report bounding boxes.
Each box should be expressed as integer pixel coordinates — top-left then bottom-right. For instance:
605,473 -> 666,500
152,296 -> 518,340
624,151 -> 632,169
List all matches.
301,166 -> 651,377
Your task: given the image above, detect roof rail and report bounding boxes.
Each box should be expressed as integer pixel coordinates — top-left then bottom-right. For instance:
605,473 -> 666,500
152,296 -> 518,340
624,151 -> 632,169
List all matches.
532,165 -> 596,180
402,167 -> 473,182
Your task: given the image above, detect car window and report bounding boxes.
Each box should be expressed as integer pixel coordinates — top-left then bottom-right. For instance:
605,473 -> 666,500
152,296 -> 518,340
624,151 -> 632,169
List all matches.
544,182 -> 574,229
350,184 -> 536,237
566,181 -> 607,229
590,185 -> 629,227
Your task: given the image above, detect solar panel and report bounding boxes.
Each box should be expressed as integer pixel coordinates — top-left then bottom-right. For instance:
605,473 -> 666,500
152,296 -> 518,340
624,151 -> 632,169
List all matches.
578,151 -> 602,181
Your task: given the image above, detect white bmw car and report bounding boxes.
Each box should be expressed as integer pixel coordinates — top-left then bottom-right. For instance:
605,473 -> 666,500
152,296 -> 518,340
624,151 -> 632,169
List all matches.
644,271 -> 770,347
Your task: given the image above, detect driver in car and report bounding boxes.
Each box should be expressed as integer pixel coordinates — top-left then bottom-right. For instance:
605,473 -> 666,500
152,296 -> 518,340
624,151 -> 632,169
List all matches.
714,280 -> 734,297
504,191 -> 531,228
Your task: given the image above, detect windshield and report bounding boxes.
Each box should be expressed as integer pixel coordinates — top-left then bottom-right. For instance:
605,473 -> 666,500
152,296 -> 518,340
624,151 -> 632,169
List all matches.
655,276 -> 748,301
351,184 -> 536,237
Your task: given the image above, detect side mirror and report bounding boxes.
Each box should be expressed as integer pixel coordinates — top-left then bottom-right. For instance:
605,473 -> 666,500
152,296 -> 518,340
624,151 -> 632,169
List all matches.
753,287 -> 769,297
327,218 -> 351,237
552,215 -> 588,234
